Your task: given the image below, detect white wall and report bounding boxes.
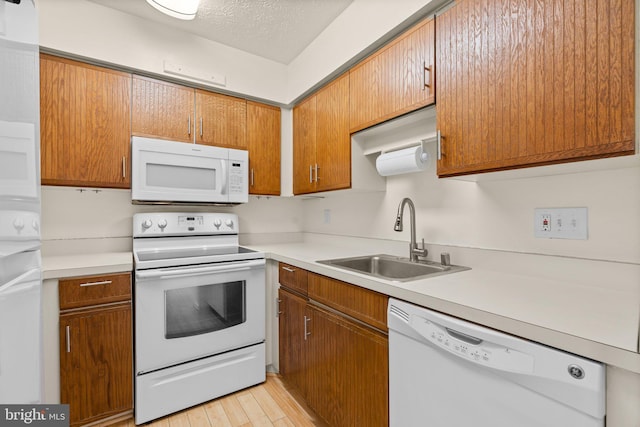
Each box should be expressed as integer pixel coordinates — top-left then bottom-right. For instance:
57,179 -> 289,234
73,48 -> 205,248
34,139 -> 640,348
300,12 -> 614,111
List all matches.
286,0 -> 444,102
35,0 -> 289,103
35,0 -> 443,105
41,187 -> 304,244
301,141 -> 640,264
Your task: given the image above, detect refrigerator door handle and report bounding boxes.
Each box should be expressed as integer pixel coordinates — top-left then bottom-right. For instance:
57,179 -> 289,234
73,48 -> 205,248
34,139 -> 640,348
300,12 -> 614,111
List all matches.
0,268 -> 39,293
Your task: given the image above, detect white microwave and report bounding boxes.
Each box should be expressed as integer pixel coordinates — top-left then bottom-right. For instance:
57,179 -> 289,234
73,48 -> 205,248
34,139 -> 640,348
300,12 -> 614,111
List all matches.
131,136 -> 248,205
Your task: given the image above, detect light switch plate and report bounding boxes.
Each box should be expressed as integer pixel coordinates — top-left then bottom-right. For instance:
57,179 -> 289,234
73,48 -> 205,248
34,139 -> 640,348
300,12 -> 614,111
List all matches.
534,207 -> 588,240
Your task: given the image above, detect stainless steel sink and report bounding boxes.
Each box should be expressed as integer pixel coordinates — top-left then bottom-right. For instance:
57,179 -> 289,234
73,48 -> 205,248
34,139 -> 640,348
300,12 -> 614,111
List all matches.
317,254 -> 469,282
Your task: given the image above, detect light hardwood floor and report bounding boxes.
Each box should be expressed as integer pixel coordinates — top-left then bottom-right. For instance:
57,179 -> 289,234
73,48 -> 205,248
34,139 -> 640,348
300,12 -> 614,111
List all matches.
101,374 -> 324,427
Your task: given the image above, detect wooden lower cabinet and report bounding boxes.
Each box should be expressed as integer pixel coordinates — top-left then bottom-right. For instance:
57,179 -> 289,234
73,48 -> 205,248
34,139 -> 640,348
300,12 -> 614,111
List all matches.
59,273 -> 133,426
305,304 -> 388,427
278,265 -> 388,427
278,288 -> 309,397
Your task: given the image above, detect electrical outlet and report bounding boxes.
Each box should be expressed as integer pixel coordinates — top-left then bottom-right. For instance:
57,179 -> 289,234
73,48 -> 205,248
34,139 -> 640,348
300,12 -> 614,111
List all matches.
534,208 -> 588,240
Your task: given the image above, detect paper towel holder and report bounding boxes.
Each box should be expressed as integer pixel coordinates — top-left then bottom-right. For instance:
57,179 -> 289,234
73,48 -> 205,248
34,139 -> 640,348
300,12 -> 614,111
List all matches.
376,138 -> 435,177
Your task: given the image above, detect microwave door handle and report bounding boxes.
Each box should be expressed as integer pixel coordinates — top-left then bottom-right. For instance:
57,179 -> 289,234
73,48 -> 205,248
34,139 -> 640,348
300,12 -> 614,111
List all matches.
220,160 -> 228,196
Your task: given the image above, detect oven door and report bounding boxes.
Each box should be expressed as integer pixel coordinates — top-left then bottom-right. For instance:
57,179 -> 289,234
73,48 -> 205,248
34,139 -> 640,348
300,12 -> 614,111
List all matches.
135,258 -> 265,374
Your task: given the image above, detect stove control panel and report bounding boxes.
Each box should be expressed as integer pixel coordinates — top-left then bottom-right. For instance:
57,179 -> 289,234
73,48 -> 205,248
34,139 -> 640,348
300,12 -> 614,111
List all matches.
0,210 -> 40,240
133,213 -> 239,237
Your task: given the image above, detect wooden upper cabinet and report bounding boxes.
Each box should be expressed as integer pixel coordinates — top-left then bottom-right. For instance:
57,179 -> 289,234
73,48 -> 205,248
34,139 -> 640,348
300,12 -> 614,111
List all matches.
132,75 -> 194,143
436,0 -> 636,177
196,89 -> 247,149
349,15 -> 435,133
315,73 -> 351,192
293,94 -> 318,195
293,73 -> 351,195
247,101 -> 281,195
40,54 -> 132,188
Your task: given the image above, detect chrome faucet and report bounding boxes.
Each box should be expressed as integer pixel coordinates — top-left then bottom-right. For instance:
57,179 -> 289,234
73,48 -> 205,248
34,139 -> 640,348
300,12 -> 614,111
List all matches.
394,198 -> 428,262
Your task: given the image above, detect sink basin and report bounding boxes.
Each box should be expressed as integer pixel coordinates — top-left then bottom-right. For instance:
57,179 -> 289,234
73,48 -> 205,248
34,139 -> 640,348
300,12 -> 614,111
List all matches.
317,254 -> 469,282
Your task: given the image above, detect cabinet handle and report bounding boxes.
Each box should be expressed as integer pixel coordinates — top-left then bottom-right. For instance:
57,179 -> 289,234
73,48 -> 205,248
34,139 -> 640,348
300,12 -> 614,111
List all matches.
282,266 -> 296,273
251,169 -> 255,187
304,315 -> 311,340
423,62 -> 432,90
309,165 -> 313,183
276,297 -> 283,317
314,164 -> 319,182
122,157 -> 126,179
200,117 -> 203,137
436,130 -> 442,160
65,325 -> 71,353
188,115 -> 191,136
79,280 -> 112,287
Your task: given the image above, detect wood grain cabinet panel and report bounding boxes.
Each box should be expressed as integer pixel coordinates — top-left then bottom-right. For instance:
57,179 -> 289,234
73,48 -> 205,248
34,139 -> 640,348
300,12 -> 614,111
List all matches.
278,266 -> 388,427
293,95 -> 317,195
278,263 -> 308,296
59,273 -> 133,426
196,89 -> 247,149
59,273 -> 131,311
293,73 -> 351,195
305,304 -> 388,427
436,0 -> 635,177
315,73 -> 351,193
247,101 -> 281,195
278,288 -> 309,398
349,15 -> 435,133
131,75 -> 195,142
307,272 -> 388,332
40,54 -> 131,188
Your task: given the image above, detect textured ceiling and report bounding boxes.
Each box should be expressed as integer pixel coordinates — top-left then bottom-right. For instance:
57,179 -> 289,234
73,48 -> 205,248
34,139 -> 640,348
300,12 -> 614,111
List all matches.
87,0 -> 354,64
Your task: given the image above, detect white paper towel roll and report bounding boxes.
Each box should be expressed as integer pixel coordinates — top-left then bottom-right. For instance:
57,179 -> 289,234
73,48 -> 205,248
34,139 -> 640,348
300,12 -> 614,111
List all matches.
375,145 -> 430,176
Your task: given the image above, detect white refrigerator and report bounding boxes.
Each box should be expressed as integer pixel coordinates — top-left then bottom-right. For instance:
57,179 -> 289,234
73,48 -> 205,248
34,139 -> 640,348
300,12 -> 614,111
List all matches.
0,0 -> 42,404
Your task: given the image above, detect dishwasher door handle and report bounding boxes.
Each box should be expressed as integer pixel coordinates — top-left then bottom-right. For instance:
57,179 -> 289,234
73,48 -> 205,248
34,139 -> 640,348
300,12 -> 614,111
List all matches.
445,327 -> 483,345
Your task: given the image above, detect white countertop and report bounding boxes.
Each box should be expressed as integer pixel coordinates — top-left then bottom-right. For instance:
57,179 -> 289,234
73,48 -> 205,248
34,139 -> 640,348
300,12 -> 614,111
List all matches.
40,236 -> 640,372
249,239 -> 640,373
42,251 -> 132,280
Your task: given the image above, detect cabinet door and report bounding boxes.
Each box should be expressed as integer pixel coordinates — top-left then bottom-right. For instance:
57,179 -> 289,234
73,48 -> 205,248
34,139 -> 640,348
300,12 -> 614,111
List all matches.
40,55 -> 131,188
349,16 -> 435,133
436,0 -> 635,177
305,304 -> 388,427
196,89 -> 247,149
315,73 -> 351,192
278,288 -> 309,398
247,101 -> 281,195
132,75 -> 195,142
60,303 -> 133,426
292,95 -> 317,195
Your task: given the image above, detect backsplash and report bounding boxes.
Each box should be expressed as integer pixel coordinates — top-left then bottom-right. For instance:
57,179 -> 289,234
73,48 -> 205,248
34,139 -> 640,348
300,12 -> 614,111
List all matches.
41,186 -> 304,242
301,155 -> 640,265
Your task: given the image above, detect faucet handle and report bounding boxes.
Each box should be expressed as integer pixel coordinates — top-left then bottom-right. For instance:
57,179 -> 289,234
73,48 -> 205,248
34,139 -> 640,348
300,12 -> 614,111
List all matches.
414,238 -> 428,258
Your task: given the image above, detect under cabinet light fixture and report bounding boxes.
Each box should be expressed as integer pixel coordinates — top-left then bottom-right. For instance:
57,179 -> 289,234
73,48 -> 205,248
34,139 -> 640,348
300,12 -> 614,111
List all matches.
146,0 -> 201,20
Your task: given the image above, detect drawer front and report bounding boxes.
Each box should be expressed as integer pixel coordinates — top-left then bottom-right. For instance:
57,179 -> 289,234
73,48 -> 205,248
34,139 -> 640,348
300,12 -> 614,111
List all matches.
59,273 -> 132,310
308,273 -> 388,331
278,263 -> 308,296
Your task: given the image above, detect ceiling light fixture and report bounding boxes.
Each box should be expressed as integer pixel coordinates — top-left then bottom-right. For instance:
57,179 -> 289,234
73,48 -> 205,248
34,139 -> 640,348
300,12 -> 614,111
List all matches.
145,0 -> 201,21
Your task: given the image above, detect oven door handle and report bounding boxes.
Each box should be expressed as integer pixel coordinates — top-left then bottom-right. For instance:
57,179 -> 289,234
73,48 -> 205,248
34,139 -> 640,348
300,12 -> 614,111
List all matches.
136,259 -> 265,280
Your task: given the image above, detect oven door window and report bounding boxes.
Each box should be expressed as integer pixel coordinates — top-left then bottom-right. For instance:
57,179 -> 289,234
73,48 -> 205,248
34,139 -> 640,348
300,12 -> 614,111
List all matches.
164,280 -> 245,339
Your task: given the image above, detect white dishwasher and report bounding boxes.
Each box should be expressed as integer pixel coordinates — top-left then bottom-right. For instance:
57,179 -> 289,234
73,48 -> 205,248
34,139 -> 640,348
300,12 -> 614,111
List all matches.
388,299 -> 606,427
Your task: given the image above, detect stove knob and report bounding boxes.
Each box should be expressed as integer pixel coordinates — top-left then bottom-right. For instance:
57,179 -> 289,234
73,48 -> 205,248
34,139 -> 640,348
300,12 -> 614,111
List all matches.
142,219 -> 153,229
225,219 -> 234,228
32,219 -> 39,232
213,219 -> 222,229
158,219 -> 168,229
13,217 -> 25,231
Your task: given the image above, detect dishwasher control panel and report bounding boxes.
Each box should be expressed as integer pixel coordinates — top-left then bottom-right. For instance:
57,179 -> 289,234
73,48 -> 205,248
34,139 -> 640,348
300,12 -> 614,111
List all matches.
417,318 -> 535,373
